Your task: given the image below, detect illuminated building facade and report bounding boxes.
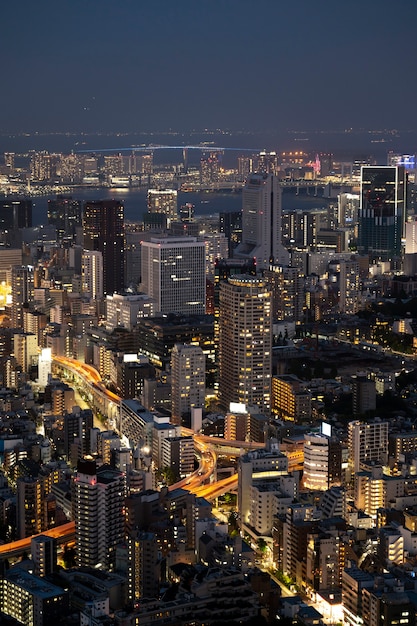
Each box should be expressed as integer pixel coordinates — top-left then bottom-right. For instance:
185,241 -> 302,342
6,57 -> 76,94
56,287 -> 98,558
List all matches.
140,237 -> 206,315
303,430 -> 342,490
358,165 -> 406,261
271,374 -> 311,422
171,343 -> 205,426
11,265 -> 34,329
83,200 -> 125,295
47,196 -> 82,242
235,173 -> 289,269
348,419 -> 389,475
82,250 -> 103,299
73,460 -> 125,570
218,275 -> 272,411
147,188 -> 178,226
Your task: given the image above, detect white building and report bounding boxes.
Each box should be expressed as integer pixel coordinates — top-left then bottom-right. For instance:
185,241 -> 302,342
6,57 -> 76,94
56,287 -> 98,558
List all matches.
219,275 -> 272,411
147,189 -> 178,226
171,343 -> 205,426
348,419 -> 389,474
140,237 -> 206,315
82,250 -> 103,299
106,292 -> 155,331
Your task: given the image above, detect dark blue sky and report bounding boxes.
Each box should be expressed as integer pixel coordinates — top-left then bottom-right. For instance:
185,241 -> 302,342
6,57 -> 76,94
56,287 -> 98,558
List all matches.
2,0 -> 417,134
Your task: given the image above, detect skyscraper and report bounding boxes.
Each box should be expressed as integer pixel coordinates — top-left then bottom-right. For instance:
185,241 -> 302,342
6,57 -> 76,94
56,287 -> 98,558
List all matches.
171,343 -> 205,425
73,459 -> 125,570
147,189 -> 178,226
358,165 -> 406,261
47,195 -> 82,242
82,250 -> 103,299
235,173 -> 289,269
218,275 -> 272,411
11,265 -> 34,328
140,237 -> 206,315
83,200 -> 125,295
0,199 -> 32,230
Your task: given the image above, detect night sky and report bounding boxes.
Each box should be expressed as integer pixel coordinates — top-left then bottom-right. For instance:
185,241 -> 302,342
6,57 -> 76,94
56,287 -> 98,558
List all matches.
2,0 -> 417,134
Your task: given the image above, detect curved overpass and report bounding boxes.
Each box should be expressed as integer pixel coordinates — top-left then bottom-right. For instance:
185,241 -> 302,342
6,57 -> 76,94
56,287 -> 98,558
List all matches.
51,356 -> 262,496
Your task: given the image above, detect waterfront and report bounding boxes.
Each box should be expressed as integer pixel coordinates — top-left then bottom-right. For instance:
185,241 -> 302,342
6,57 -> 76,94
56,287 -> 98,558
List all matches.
30,186 -> 334,226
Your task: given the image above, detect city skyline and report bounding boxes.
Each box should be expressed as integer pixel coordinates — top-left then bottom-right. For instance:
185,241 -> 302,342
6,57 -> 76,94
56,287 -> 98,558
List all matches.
2,0 -> 417,137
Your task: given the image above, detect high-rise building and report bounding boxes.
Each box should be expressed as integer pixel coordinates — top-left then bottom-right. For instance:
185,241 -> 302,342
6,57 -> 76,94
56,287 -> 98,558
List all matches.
82,250 -> 103,299
348,419 -> 389,475
0,199 -> 32,231
147,189 -> 178,226
358,165 -> 406,261
218,275 -> 272,411
47,196 -> 82,241
219,210 -> 242,253
73,459 -> 125,570
140,237 -> 206,315
171,343 -> 205,426
11,265 -> 35,328
31,535 -> 57,577
303,429 -> 342,490
235,173 -> 289,269
83,200 -> 125,295
200,151 -> 221,185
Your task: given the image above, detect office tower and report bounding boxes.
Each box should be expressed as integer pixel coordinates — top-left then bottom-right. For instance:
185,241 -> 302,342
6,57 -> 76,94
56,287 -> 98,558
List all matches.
348,419 -> 389,474
47,196 -> 82,241
235,173 -> 288,269
82,250 -> 103,299
171,343 -> 205,426
31,535 -> 57,577
0,199 -> 32,230
83,200 -> 125,295
256,151 -> 279,175
140,237 -> 206,315
218,275 -> 272,411
73,459 -> 125,570
106,293 -> 155,332
204,233 -> 229,280
358,165 -> 406,261
147,189 -> 178,226
237,155 -> 254,181
11,265 -> 35,328
338,193 -> 359,227
219,210 -> 242,253
303,428 -> 342,490
135,314 -> 214,378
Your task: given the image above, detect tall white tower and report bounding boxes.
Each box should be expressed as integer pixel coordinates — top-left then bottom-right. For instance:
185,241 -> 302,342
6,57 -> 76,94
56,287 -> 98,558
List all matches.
171,343 -> 206,426
219,275 -> 272,411
82,250 -> 104,299
140,237 -> 206,315
235,173 -> 289,269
